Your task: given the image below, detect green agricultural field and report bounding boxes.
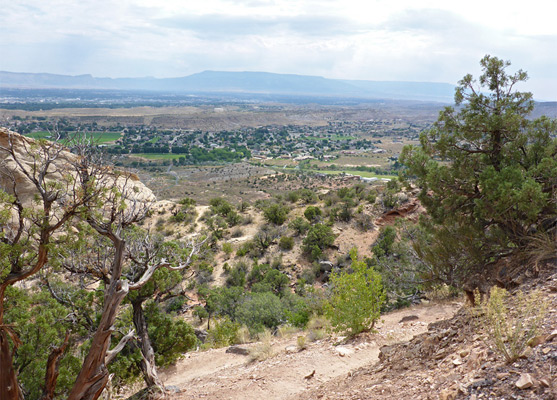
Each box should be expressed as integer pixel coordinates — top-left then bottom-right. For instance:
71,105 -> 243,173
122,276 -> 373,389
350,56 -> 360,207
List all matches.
130,153 -> 184,160
277,167 -> 396,180
25,131 -> 121,144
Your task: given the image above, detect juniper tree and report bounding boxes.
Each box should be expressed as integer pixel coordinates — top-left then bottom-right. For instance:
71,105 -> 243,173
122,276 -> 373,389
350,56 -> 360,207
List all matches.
400,55 -> 557,293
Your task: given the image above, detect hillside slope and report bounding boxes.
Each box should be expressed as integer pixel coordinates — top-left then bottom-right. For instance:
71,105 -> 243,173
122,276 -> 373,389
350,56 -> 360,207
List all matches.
153,300 -> 461,400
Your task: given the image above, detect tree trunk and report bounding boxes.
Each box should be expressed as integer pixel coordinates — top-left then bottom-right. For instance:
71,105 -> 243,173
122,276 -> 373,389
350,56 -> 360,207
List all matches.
40,331 -> 70,400
0,329 -> 23,400
132,300 -> 166,398
68,239 -> 128,400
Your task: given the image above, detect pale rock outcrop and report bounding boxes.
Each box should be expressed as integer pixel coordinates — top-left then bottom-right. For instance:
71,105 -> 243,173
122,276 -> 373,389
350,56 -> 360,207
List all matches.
0,127 -> 155,206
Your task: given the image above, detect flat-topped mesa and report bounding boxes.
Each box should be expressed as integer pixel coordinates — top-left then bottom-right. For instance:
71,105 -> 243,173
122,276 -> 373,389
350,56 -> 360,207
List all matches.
0,127 -> 156,207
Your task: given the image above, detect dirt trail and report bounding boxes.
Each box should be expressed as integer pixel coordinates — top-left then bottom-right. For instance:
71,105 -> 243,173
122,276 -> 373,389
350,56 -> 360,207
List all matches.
160,300 -> 461,400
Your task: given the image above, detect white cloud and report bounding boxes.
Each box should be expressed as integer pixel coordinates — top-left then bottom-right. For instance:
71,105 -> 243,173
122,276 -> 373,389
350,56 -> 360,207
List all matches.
1,0 -> 555,99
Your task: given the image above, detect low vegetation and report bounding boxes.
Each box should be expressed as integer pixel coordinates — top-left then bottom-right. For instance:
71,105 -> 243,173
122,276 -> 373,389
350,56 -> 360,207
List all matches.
473,287 -> 549,364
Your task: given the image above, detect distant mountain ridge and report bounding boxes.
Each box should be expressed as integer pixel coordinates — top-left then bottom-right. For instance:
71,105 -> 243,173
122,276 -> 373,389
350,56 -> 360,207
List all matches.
0,70 -> 456,102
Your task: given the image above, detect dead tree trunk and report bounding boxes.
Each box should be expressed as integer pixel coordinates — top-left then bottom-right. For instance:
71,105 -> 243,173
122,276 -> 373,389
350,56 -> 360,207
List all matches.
132,300 -> 166,397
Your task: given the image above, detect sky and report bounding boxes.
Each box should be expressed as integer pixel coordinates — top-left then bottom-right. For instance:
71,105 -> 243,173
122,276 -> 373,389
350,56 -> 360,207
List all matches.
2,0 -> 556,100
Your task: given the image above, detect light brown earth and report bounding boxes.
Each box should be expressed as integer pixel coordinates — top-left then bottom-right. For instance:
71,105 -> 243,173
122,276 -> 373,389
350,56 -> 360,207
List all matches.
157,300 -> 461,400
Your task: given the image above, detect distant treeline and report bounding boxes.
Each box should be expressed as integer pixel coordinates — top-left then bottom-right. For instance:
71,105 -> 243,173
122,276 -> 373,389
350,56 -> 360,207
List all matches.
107,144 -> 251,164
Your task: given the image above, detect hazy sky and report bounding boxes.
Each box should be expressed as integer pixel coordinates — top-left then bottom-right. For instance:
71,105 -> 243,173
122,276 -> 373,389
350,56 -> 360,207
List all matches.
2,0 -> 556,100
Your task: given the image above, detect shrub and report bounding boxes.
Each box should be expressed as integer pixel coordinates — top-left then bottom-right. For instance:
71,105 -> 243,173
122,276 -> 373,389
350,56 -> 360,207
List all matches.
304,206 -> 322,222
298,189 -> 318,204
372,226 -> 396,258
225,264 -> 247,288
338,203 -> 353,222
297,335 -> 307,350
236,241 -> 254,257
355,213 -> 374,231
302,224 -> 336,261
205,318 -> 241,348
474,287 -> 549,363
236,292 -> 285,333
282,293 -> 311,327
263,203 -> 290,225
144,301 -> 198,366
289,217 -> 310,236
366,193 -> 377,204
237,201 -> 250,213
279,236 -> 294,251
222,242 -> 234,256
287,191 -> 300,203
306,315 -> 330,342
324,249 -> 385,336
225,210 -> 242,227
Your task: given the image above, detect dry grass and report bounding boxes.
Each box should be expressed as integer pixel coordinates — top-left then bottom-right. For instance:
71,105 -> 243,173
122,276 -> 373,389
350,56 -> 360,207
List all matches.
249,330 -> 275,362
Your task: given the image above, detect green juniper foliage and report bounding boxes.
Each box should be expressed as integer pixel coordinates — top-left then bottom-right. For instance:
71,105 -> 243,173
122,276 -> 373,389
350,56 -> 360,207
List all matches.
400,55 -> 557,289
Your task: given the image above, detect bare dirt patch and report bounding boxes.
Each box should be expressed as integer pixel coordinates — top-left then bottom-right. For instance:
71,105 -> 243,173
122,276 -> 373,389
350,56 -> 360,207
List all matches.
157,300 -> 461,400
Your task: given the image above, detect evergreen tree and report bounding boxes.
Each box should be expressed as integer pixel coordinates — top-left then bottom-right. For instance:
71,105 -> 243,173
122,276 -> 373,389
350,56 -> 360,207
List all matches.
400,56 -> 557,292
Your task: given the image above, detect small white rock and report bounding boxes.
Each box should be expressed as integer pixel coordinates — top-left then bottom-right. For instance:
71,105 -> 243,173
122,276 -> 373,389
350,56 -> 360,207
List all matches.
515,373 -> 534,389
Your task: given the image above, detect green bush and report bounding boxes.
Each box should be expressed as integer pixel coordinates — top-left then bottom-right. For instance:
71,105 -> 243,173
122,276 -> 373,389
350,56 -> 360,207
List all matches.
289,217 -> 310,236
225,264 -> 247,288
286,191 -> 300,203
279,236 -> 294,251
236,292 -> 285,333
372,226 -> 396,259
304,206 -> 322,222
302,224 -> 336,261
263,203 -> 290,225
5,287 -> 82,399
205,318 -> 241,348
298,189 -> 318,204
282,293 -> 311,328
222,242 -> 234,256
236,241 -> 254,257
144,302 -> 198,366
324,249 -> 385,336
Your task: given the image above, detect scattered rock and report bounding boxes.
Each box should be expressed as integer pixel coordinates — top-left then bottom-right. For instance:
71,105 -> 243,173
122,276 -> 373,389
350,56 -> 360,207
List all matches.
540,378 -> 550,387
452,358 -> 463,366
166,385 -> 181,394
379,345 -> 396,359
285,345 -> 299,354
304,370 -> 316,380
194,328 -> 208,343
336,347 -> 354,357
470,378 -> 493,388
520,347 -> 533,358
547,330 -> 557,341
528,334 -> 546,347
319,261 -> 334,272
399,315 -> 419,323
541,347 -> 551,354
226,345 -> 250,356
439,387 -> 458,400
459,349 -> 469,358
496,372 -> 509,380
515,373 -> 534,389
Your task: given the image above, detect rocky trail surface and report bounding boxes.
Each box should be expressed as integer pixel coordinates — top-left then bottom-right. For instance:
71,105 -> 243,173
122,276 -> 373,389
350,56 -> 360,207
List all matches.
157,300 -> 461,400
